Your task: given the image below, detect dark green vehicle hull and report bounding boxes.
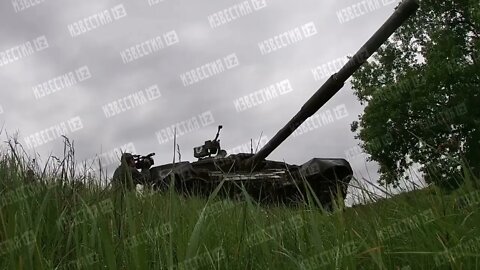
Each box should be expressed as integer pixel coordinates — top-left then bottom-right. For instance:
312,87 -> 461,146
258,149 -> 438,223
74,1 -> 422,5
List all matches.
143,0 -> 418,207
149,154 -> 352,206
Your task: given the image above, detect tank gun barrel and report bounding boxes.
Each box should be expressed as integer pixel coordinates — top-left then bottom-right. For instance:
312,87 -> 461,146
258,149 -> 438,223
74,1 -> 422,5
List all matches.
249,0 -> 419,166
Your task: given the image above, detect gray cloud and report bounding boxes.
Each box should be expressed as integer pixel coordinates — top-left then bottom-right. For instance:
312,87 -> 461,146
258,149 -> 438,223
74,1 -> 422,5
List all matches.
0,0 -> 412,201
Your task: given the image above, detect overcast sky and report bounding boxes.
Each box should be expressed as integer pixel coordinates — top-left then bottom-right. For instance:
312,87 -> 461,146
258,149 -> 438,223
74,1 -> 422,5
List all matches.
0,0 -> 423,203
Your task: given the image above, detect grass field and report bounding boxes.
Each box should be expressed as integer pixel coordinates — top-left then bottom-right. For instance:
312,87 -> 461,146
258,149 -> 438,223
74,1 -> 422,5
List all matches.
1,143 -> 480,270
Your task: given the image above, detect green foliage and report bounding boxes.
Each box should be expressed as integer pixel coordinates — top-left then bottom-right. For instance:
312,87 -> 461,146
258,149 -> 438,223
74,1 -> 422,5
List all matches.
351,0 -> 480,187
2,146 -> 480,269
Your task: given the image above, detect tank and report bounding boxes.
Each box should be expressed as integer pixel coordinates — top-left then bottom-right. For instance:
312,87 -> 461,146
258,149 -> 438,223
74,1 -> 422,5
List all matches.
140,0 -> 419,206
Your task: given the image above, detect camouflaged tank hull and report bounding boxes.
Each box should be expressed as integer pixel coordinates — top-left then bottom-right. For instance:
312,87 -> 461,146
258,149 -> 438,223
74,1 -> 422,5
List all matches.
149,153 -> 352,206
143,0 -> 419,207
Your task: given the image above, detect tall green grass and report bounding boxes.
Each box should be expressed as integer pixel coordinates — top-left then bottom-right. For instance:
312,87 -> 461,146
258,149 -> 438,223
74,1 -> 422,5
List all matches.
1,139 -> 479,269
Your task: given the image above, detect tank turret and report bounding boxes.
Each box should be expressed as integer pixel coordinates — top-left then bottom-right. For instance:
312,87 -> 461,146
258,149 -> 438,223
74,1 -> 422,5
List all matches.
139,0 -> 420,206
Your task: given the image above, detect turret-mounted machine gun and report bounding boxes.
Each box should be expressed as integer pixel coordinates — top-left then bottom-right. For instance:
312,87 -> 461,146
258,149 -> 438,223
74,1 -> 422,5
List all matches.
139,0 -> 420,206
193,125 -> 227,160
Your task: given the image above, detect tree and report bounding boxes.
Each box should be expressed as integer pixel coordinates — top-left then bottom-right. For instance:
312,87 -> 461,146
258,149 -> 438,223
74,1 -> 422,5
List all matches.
350,0 -> 479,188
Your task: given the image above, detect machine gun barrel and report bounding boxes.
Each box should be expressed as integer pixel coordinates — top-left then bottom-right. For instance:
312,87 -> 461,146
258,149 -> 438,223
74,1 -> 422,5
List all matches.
249,0 -> 419,166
